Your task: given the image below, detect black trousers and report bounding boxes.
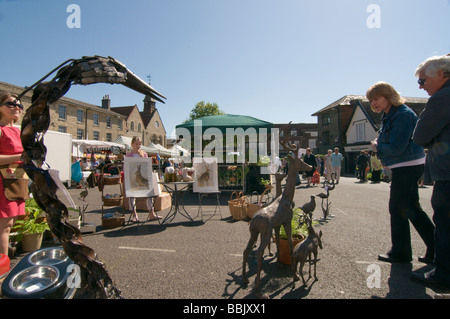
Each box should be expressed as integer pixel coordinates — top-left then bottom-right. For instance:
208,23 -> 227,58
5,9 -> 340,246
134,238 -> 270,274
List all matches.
431,181 -> 450,285
388,164 -> 435,259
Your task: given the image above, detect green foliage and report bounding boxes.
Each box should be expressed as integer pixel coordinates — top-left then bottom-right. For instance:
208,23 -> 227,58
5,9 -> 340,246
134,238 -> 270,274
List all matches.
279,208 -> 316,240
256,155 -> 270,167
184,101 -> 225,122
15,198 -> 50,241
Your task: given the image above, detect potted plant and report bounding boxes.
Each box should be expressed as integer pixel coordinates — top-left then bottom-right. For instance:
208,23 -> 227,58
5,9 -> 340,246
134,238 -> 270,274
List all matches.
278,208 -> 312,264
14,198 -> 50,252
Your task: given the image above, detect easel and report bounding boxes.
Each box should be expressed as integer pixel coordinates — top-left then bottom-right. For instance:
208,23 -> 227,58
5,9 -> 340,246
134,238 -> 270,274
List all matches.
196,192 -> 222,222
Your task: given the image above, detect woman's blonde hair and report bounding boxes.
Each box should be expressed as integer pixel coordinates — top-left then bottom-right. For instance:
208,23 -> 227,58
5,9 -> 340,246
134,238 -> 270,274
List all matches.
366,82 -> 405,111
0,92 -> 20,122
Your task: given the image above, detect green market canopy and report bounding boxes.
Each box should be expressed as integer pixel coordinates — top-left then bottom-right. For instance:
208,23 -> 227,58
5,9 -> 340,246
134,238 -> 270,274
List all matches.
175,114 -> 273,135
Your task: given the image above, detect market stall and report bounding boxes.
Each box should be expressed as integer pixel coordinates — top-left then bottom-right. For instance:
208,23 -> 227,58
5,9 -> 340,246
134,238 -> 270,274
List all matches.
175,114 -> 274,193
112,136 -> 159,154
72,139 -> 125,158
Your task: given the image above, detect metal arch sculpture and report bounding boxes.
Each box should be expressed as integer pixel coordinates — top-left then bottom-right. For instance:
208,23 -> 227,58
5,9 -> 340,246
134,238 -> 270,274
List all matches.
18,56 -> 166,298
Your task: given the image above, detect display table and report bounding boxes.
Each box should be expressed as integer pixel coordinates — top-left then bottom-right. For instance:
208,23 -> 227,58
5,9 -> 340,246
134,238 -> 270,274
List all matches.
158,181 -> 194,225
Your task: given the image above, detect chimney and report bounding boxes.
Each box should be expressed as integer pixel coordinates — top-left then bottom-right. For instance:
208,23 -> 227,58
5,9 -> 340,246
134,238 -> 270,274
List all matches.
102,94 -> 111,109
143,95 -> 156,114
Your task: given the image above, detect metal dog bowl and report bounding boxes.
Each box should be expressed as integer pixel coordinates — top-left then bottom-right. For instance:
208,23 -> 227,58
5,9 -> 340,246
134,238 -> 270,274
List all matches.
28,247 -> 68,266
9,265 -> 60,295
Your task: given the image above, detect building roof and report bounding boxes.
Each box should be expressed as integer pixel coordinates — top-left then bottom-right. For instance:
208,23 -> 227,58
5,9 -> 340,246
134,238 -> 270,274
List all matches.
110,105 -> 138,117
311,95 -> 429,116
311,95 -> 367,116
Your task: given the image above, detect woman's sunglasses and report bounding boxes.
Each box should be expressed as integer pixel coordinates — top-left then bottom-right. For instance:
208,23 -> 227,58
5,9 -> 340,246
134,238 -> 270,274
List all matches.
1,101 -> 24,110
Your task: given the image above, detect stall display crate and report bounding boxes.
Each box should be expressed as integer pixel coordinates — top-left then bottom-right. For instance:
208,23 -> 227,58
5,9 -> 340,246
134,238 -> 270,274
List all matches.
100,164 -> 125,229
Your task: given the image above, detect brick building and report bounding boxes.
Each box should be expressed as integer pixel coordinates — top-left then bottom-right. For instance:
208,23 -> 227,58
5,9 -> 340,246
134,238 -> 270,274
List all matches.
0,81 -> 167,147
273,123 -> 318,156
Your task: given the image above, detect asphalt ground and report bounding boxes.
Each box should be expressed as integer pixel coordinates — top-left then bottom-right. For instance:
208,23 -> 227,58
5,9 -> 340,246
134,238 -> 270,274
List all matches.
4,175 -> 449,306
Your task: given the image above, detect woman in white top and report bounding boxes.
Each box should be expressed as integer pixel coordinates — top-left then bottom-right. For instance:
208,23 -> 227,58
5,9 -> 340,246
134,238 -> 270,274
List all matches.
126,136 -> 161,222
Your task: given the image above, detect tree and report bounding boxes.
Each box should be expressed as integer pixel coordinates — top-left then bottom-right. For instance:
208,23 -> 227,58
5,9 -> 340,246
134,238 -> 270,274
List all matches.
184,101 -> 225,122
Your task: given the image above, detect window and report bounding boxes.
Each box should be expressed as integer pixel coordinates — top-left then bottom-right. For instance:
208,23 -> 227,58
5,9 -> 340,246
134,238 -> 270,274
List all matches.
106,133 -> 112,142
58,105 -> 66,120
58,126 -> 67,133
290,129 -> 297,137
77,128 -> 83,139
93,131 -> 100,140
138,123 -> 142,132
322,114 -> 331,125
130,121 -> 135,131
118,119 -> 122,130
154,121 -> 159,128
106,116 -> 111,128
77,109 -> 83,123
356,122 -> 366,142
93,114 -> 99,126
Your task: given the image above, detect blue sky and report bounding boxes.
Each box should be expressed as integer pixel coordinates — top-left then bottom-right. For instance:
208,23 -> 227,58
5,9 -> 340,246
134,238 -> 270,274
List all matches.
1,0 -> 449,138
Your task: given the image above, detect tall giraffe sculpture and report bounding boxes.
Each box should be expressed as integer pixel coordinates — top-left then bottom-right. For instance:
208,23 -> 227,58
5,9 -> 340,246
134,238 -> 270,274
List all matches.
242,137 -> 312,298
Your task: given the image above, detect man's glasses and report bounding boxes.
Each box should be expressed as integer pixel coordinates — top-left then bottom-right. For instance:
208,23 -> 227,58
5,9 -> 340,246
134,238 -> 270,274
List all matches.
417,78 -> 426,86
1,101 -> 24,110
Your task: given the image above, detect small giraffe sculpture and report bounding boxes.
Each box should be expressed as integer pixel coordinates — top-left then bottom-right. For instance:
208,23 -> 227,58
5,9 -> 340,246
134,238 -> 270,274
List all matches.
292,213 -> 323,286
242,137 -> 312,298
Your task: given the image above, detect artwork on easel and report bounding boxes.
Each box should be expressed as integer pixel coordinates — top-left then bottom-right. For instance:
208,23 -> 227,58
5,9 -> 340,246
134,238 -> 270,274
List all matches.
124,157 -> 161,197
193,157 -> 218,193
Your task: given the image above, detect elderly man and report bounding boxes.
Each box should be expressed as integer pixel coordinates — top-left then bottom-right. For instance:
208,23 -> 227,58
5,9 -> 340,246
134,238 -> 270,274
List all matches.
412,54 -> 450,290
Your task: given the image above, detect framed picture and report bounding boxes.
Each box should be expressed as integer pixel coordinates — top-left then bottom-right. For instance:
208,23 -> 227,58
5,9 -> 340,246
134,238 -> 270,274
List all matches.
193,157 -> 218,193
124,157 -> 160,197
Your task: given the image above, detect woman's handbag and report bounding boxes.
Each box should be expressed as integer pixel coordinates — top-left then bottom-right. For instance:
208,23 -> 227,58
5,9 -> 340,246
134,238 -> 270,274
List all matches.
0,163 -> 30,201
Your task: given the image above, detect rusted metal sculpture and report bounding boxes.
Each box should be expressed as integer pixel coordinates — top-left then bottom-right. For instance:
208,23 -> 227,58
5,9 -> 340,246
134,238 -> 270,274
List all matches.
18,56 -> 166,298
317,173 -> 335,219
292,213 -> 323,286
242,136 -> 312,298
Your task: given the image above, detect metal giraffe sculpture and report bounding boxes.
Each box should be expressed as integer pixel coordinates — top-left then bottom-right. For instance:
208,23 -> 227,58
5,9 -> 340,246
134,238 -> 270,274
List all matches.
242,136 -> 312,298
18,56 -> 166,298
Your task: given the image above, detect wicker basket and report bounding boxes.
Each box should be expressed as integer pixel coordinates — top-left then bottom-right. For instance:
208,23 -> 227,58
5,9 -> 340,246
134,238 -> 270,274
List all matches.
228,191 -> 247,220
246,201 -> 260,219
246,185 -> 272,219
102,215 -> 125,229
102,196 -> 123,206
102,176 -> 121,185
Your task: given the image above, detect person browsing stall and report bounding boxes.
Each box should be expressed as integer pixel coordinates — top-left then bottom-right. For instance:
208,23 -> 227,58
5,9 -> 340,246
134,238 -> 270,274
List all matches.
0,93 -> 26,257
367,82 -> 435,265
126,136 -> 161,222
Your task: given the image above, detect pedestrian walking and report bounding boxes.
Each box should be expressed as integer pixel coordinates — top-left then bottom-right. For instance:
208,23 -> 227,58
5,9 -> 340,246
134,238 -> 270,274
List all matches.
331,147 -> 343,183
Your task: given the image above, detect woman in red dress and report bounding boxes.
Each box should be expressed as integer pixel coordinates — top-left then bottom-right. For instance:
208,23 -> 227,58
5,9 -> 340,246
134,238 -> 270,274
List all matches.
0,93 -> 26,256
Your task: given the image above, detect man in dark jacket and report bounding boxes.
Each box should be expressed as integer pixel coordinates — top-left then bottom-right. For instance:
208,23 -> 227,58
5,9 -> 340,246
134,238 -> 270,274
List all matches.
356,150 -> 369,182
412,54 -> 450,290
